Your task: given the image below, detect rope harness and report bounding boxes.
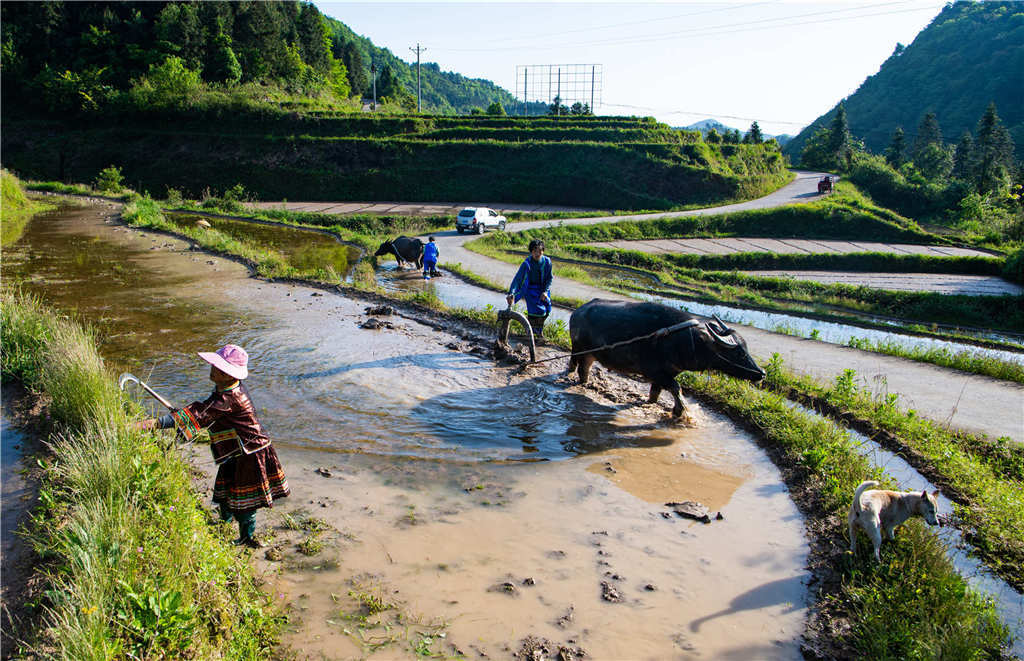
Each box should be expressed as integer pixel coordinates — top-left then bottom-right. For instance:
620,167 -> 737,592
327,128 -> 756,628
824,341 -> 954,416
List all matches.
526,318 -> 701,366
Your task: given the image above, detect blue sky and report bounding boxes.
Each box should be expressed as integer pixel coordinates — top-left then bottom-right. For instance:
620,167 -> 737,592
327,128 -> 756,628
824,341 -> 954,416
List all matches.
315,1 -> 947,136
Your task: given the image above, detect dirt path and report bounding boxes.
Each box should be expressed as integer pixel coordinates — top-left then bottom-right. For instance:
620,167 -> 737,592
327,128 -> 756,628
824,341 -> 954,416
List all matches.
585,238 -> 994,258
739,271 -> 1022,296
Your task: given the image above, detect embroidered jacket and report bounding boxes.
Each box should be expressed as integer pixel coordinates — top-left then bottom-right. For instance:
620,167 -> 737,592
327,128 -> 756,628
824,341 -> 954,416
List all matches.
171,383 -> 272,464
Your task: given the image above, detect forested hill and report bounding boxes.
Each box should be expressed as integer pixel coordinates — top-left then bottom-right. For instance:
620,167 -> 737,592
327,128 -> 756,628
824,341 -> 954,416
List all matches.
326,18 -> 546,115
784,1 -> 1023,161
0,1 -> 541,117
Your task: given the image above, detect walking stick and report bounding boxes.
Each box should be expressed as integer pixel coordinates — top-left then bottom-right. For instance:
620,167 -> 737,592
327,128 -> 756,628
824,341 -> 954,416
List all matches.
118,373 -> 176,410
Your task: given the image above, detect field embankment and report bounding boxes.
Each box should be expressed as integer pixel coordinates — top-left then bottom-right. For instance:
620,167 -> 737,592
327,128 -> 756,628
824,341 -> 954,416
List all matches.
1,113 -> 789,210
0,291 -> 282,658
467,186 -> 1024,337
1,170 -> 57,246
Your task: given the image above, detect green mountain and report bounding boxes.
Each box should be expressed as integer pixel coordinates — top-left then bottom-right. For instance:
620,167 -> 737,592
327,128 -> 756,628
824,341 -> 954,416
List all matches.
0,1 -> 544,118
325,18 -> 547,115
785,1 -> 1023,161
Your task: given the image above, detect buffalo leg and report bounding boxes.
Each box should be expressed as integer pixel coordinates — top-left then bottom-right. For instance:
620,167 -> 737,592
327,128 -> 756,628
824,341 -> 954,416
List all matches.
576,354 -> 595,384
648,384 -> 662,404
667,382 -> 686,417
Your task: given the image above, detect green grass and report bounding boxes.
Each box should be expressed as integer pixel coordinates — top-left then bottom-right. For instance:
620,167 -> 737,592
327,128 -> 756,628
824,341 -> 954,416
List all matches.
0,290 -> 283,658
762,354 -> 1024,589
844,336 -> 1024,384
1,170 -> 59,246
674,368 -> 1010,658
5,113 -> 790,210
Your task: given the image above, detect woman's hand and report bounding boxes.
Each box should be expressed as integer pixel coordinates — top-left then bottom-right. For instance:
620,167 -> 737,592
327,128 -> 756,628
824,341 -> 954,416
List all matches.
506,294 -> 514,306
540,293 -> 549,304
132,419 -> 157,431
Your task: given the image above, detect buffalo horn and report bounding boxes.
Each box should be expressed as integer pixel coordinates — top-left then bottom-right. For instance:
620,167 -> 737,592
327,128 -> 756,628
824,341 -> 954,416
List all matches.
709,314 -> 736,337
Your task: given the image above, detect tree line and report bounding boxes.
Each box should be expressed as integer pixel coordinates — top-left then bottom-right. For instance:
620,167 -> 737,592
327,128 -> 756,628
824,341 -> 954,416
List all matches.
785,2 -> 1022,162
0,1 -> 544,117
800,100 -> 1021,243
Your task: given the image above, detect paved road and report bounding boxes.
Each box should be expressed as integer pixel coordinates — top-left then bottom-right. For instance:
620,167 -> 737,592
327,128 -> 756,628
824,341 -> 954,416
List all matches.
266,171 -> 1024,442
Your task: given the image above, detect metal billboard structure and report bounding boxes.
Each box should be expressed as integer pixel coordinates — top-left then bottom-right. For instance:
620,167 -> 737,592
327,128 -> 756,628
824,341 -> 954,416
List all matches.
515,64 -> 603,116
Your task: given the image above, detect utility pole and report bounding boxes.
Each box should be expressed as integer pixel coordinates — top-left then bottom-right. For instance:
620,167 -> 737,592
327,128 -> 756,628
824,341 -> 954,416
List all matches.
556,68 -> 561,117
371,61 -> 377,111
591,65 -> 595,115
409,43 -> 426,113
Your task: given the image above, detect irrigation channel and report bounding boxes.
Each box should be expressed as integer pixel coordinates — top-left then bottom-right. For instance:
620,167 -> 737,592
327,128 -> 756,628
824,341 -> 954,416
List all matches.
2,200 -> 1022,658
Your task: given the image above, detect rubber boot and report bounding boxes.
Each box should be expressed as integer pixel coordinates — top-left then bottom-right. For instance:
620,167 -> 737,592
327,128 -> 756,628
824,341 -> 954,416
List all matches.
233,509 -> 263,549
528,314 -> 547,343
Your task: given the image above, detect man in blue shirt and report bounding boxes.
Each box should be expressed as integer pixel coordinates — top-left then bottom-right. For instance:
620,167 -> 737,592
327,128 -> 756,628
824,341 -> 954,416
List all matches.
423,236 -> 440,279
506,239 -> 553,336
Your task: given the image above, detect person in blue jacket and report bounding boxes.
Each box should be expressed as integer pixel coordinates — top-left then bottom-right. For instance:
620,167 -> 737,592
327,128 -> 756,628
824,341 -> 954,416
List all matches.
506,239 -> 553,336
422,236 -> 440,278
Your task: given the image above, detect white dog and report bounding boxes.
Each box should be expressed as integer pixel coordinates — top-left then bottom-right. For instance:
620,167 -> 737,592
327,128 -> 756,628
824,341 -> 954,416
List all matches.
848,480 -> 940,561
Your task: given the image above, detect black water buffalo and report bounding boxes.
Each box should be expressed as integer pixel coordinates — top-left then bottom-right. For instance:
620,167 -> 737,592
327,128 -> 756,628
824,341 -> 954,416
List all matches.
374,236 -> 423,269
568,299 -> 765,417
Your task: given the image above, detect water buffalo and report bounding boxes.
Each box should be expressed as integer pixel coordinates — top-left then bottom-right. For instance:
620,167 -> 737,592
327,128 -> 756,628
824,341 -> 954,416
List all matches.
374,236 -> 423,269
568,299 -> 765,417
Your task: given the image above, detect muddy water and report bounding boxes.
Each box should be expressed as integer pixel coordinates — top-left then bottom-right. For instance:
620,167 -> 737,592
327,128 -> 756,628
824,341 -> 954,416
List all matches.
4,202 -> 809,659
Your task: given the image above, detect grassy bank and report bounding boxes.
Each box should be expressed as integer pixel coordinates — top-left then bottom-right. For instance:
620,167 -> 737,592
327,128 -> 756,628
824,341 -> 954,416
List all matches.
0,291 -> 282,658
1,170 -> 58,246
674,368 -> 1011,658
761,355 -> 1024,589
3,114 -> 790,210
767,326 -> 1024,384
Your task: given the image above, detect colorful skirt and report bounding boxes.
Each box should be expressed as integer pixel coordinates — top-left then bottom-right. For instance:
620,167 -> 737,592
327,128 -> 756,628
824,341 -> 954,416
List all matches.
213,445 -> 290,512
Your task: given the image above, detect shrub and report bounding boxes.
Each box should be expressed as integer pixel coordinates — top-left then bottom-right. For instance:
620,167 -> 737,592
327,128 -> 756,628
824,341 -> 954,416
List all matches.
94,165 -> 124,193
1004,248 -> 1024,284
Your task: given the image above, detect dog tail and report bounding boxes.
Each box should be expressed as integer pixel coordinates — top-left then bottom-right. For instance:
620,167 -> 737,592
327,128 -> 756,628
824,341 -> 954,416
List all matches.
852,480 -> 880,515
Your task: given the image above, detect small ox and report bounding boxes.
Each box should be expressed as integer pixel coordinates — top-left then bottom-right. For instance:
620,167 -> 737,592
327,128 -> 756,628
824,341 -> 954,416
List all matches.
374,236 -> 423,269
848,480 -> 940,562
568,299 -> 765,418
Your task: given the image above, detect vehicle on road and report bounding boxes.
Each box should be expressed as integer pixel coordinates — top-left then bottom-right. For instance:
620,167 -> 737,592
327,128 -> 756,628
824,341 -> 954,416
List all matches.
456,207 -> 507,234
818,176 -> 834,194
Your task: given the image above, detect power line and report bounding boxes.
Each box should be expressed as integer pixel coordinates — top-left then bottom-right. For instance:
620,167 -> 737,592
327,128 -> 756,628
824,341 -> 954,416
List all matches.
478,1 -> 772,44
433,2 -> 934,52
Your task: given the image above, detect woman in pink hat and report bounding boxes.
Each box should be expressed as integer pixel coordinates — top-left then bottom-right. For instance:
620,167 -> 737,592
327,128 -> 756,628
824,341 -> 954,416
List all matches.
138,344 -> 289,548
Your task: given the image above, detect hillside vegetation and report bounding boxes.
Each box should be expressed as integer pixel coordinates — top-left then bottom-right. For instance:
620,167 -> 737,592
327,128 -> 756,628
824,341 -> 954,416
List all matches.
1,1 -> 789,209
2,113 -> 790,210
785,1 -> 1023,160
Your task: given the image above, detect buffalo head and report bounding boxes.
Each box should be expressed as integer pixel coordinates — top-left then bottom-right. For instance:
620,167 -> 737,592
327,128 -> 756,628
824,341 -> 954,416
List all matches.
373,240 -> 394,257
694,315 -> 765,382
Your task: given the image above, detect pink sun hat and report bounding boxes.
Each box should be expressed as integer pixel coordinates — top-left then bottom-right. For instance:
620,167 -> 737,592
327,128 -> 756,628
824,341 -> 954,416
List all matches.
198,344 -> 249,380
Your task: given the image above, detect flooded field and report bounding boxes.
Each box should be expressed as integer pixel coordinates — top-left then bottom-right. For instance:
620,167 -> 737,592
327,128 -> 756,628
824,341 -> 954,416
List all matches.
3,202 -> 810,658
167,212 -> 362,278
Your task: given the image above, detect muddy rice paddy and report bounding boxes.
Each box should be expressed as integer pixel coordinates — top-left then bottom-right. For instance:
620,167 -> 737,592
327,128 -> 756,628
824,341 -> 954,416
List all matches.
3,202 -> 812,659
